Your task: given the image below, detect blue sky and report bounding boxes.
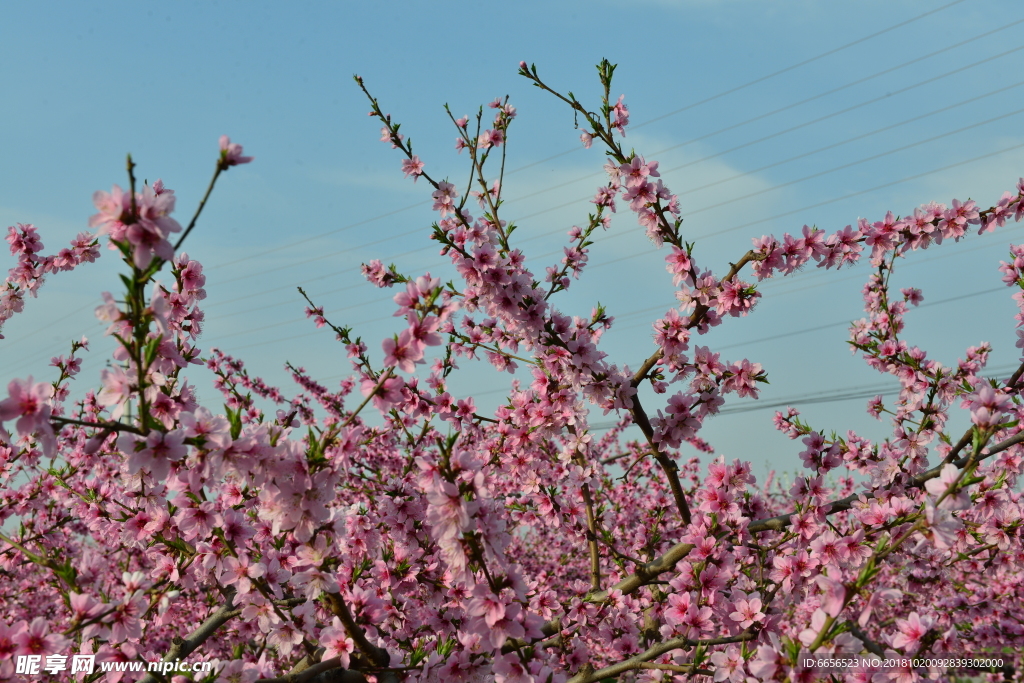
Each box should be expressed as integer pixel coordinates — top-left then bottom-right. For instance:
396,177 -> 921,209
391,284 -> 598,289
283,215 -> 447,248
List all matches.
2,0 -> 1023,478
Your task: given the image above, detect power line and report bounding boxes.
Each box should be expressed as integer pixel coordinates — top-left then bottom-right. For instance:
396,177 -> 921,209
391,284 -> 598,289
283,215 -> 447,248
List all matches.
189,36 -> 1024,304
563,138 -> 1024,277
502,1 -> 972,176
503,23 -> 1024,212
682,107 -> 1024,219
200,42 -> 1024,321
203,221 -> 1019,363
584,360 -> 1023,429
2,7 -> 1013,375
450,283 -> 1012,401
717,359 -> 1023,416
7,146 -> 1020,377
607,0 -> 972,133
40,26 -> 1022,345
516,101 -> 1024,268
198,2 -> 985,279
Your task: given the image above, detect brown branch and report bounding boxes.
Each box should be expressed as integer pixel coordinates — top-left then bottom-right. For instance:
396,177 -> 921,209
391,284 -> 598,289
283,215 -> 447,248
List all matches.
139,589 -> 239,683
338,368 -> 394,432
1007,359 -> 1024,388
568,424 -> 604,592
50,415 -> 145,435
323,592 -> 390,668
749,426 -> 1024,534
636,663 -> 714,675
580,480 -> 602,592
259,657 -> 368,683
848,623 -> 888,658
600,451 -> 648,465
628,393 -> 691,526
631,349 -> 664,387
566,629 -> 758,683
622,251 -> 766,525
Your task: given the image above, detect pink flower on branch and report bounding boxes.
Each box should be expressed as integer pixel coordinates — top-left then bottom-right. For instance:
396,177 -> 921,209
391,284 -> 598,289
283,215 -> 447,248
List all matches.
218,135 -> 254,168
0,377 -> 53,440
891,612 -> 934,652
318,618 -> 354,668
401,155 -> 425,180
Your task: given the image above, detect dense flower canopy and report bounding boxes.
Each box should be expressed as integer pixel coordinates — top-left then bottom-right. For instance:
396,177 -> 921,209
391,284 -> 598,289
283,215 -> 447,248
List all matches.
1,61 -> 1023,683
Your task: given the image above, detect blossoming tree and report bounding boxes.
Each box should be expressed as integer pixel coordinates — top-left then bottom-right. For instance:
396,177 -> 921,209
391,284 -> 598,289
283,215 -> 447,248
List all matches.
1,60 -> 1023,683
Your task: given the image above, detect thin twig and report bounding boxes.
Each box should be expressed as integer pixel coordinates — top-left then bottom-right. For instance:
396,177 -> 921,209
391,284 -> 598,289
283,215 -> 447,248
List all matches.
174,165 -> 223,251
50,415 -> 144,435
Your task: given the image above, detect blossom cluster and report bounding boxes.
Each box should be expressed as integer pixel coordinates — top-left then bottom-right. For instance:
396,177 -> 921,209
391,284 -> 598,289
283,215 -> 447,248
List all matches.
1,65 -> 1023,683
1,223 -> 98,338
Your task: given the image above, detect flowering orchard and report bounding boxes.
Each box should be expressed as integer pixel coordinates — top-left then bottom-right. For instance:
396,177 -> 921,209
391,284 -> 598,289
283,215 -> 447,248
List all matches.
1,60 -> 1024,683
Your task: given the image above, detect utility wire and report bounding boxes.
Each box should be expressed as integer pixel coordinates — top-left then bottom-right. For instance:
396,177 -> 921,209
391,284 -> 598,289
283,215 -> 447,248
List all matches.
503,21 -> 1024,210
204,37 -> 1024,291
107,33 -> 1024,330
197,77 -> 1024,323
183,89 -> 1024,329
190,36 -> 1024,299
585,360 -> 1023,429
200,2 -> 988,278
1,6 -> 1012,374
207,215 -> 1020,357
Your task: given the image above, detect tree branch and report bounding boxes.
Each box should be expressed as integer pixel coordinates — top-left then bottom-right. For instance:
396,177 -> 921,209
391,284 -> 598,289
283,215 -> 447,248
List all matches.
50,415 -> 144,435
565,629 -> 757,683
323,592 -> 390,668
260,657 -> 368,683
139,589 -> 239,683
847,623 -> 887,658
748,427 -> 1023,533
627,392 -> 692,526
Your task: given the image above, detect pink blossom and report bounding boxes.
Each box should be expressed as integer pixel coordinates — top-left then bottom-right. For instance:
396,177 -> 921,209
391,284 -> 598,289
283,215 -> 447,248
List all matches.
728,593 -> 765,629
611,94 -> 629,135
891,612 -> 933,651
382,332 -> 422,373
662,591 -> 692,626
798,608 -> 829,648
710,646 -> 745,683
221,556 -> 266,594
814,574 -> 847,617
14,617 -> 69,655
218,135 -> 254,167
858,588 -> 902,627
119,429 -> 186,480
0,376 -> 53,438
319,618 -> 354,668
401,155 -> 425,180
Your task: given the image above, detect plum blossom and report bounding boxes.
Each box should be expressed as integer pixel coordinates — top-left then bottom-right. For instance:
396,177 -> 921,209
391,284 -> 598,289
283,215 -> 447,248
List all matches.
218,135 -> 254,168
402,155 -> 425,180
891,612 -> 934,652
0,376 -> 53,442
728,592 -> 765,629
13,617 -> 68,655
318,617 -> 354,668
